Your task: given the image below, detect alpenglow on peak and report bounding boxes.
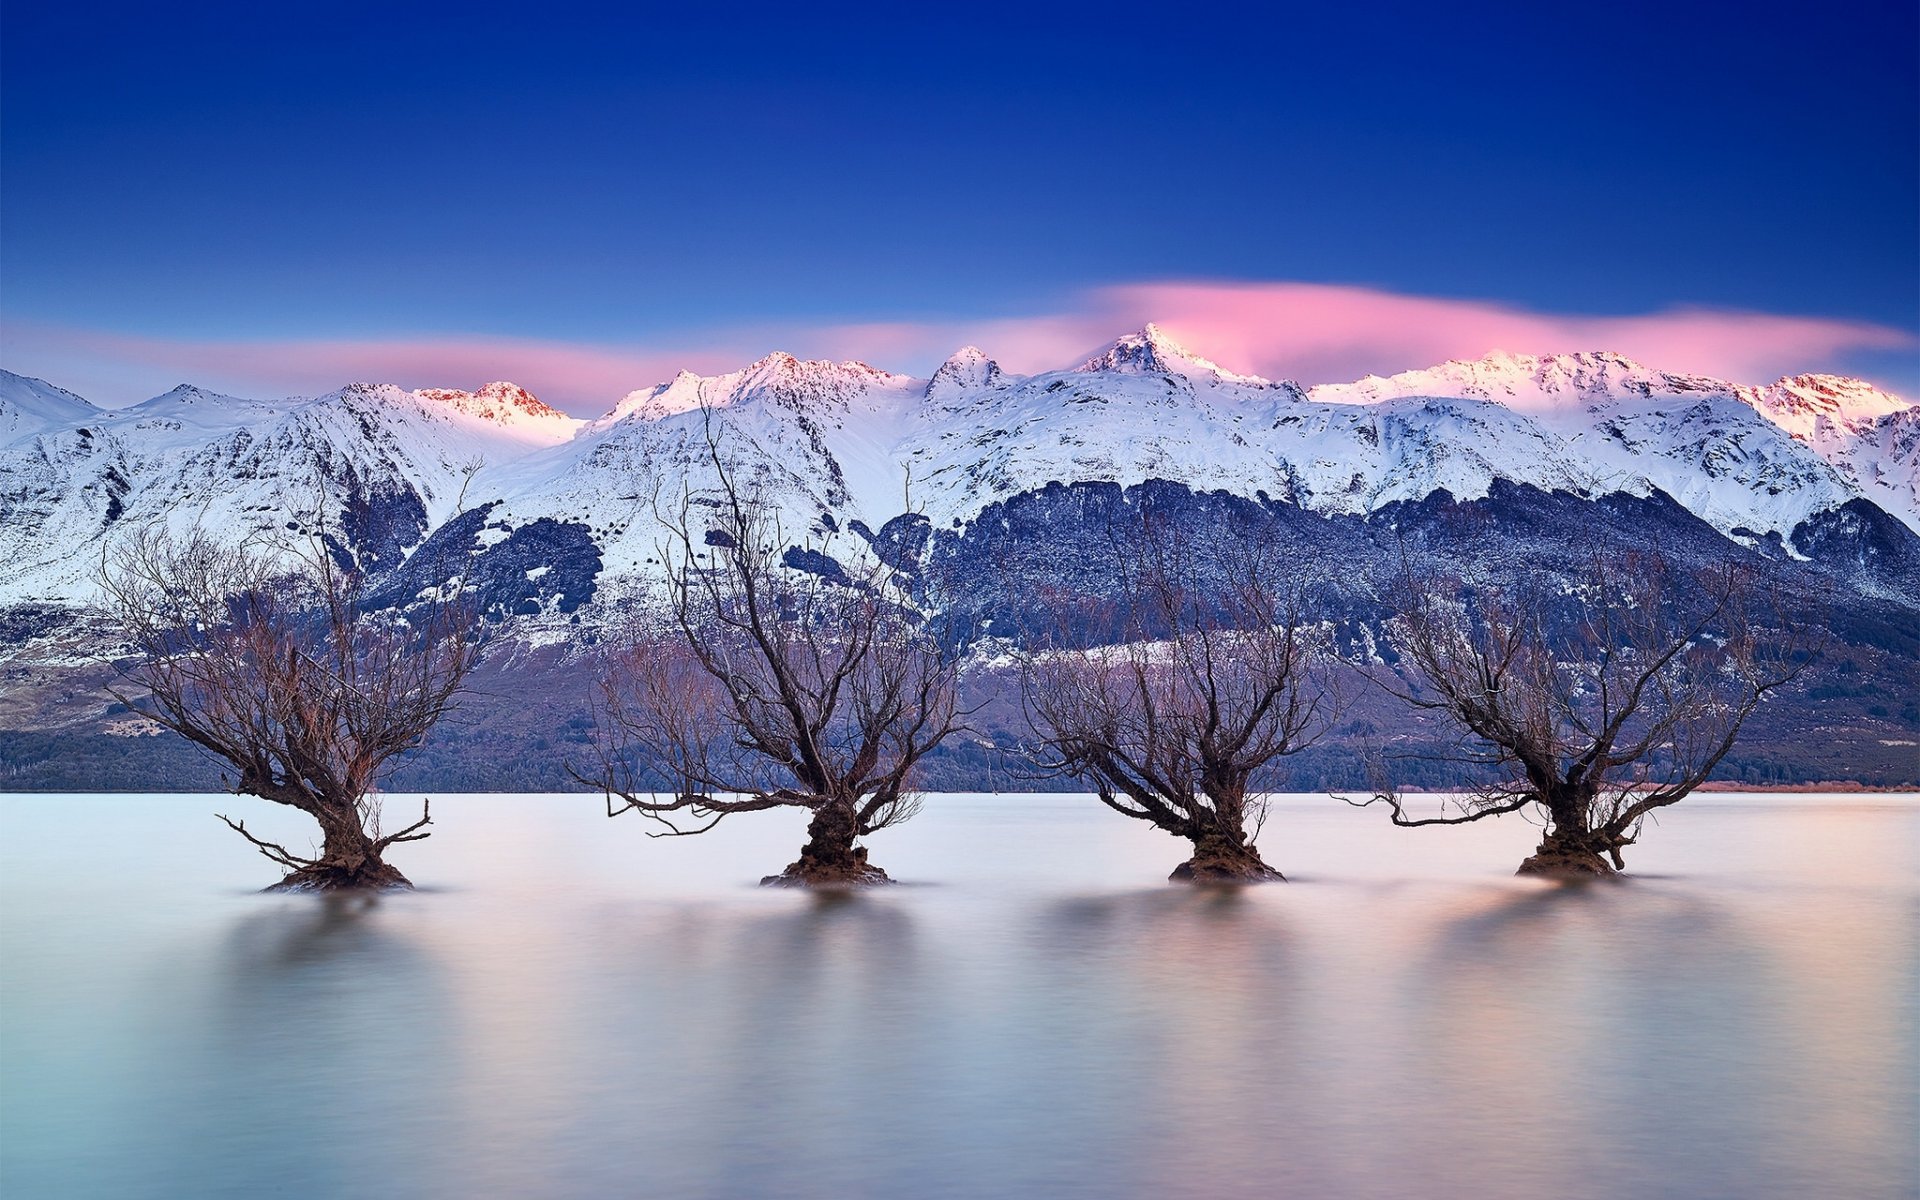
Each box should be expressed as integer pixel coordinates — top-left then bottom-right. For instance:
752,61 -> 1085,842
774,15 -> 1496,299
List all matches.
926,346 -> 1004,399
1078,324 -> 1272,385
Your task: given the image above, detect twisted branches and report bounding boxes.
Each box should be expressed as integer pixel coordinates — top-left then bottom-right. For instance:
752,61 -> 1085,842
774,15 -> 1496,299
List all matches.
583,408 -> 964,857
101,523 -> 475,886
1019,502 -> 1336,875
1351,546 -> 1806,870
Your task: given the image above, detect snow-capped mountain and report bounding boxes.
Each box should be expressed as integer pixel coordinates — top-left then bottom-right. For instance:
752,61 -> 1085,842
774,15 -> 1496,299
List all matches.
1738,374 -> 1919,529
1305,351 -> 1881,538
6,335 -> 1918,791
1,331 -> 1914,620
0,372 -> 101,442
0,375 -> 586,601
410,380 -> 583,443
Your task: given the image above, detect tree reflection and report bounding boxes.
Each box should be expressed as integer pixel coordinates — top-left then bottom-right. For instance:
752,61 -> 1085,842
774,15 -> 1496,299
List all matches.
1018,888 -> 1318,1197
1390,882 -> 1791,1198
511,892 -> 931,1198
177,895 -> 455,1197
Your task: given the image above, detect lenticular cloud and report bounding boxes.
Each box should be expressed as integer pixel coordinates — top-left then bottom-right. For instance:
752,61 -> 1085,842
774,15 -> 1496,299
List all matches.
7,280 -> 1913,412
1078,282 -> 1916,394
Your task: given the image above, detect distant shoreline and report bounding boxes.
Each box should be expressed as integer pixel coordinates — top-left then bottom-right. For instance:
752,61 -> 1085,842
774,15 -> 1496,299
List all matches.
1384,781 -> 1918,795
3,784 -> 1917,798
1692,780 -> 1915,793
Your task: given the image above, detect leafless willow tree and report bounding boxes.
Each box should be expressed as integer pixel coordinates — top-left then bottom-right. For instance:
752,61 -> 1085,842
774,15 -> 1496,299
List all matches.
1352,550 -> 1804,876
583,420 -> 964,886
1021,514 -> 1336,882
100,527 -> 477,890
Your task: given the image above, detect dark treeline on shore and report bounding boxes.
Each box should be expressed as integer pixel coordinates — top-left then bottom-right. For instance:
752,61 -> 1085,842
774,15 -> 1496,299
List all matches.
4,721 -> 1909,796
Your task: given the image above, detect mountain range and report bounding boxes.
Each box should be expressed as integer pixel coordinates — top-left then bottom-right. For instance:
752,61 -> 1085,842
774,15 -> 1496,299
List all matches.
3,326 -> 1917,789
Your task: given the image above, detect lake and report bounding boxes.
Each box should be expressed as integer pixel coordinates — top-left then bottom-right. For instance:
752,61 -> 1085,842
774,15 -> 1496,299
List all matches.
1,792 -> 1915,1199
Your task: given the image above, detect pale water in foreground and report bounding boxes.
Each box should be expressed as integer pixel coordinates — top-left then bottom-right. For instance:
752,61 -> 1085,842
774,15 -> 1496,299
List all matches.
1,792 -> 1915,1200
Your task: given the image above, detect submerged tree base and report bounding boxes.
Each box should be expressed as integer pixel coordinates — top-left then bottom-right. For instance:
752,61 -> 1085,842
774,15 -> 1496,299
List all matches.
220,809 -> 430,893
264,860 -> 415,893
1169,841 -> 1286,884
1516,839 -> 1617,878
760,840 -> 895,888
760,863 -> 895,888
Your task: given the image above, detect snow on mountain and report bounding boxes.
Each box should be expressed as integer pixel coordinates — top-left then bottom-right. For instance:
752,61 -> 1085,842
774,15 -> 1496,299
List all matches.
411,380 -> 583,444
898,341 -> 1880,538
0,377 -> 581,604
1310,350 -> 1915,535
1311,349 -> 1725,411
479,353 -> 931,590
925,346 -> 1005,406
1078,324 -> 1274,386
120,381 -> 287,423
1735,375 -> 1917,529
3,335 -> 1914,616
0,370 -> 104,442
900,341 -> 1302,530
1823,408 -> 1920,533
1260,394 -> 1586,516
595,372 -> 711,428
1741,373 -> 1909,439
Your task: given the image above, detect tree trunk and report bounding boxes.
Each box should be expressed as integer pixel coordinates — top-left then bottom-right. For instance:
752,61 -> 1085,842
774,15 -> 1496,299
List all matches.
761,798 -> 893,887
267,802 -> 413,892
1169,828 -> 1285,883
1516,806 -> 1616,878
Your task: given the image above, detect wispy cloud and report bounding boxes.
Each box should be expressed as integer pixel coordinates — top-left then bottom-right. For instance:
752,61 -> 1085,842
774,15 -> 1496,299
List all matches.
1085,282 -> 1918,396
4,281 -> 1912,415
0,323 -> 746,413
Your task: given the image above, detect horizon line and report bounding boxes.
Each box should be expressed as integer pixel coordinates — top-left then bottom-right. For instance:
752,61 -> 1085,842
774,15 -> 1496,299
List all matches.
4,278 -> 1915,414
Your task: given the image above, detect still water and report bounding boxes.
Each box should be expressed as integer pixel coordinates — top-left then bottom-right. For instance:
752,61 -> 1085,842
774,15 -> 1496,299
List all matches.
1,792 -> 1915,1200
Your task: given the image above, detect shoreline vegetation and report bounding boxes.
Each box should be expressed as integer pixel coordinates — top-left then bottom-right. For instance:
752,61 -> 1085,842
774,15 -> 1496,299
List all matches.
0,783 -> 1912,791
4,784 -> 1915,797
1694,780 -> 1914,793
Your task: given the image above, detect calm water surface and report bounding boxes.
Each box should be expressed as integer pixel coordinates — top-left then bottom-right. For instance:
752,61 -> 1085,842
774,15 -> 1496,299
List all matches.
2,792 -> 1915,1200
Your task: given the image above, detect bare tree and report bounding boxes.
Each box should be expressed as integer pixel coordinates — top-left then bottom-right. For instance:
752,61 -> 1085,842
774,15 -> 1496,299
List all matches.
584,418 -> 964,886
100,526 -> 477,890
1020,512 -> 1336,882
1351,549 -> 1803,876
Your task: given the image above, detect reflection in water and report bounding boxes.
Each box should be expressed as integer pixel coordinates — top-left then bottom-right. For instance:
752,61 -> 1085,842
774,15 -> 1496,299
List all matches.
1025,888 -> 1308,1198
0,795 -> 1914,1200
220,890 -> 401,974
184,895 -> 455,1200
1392,884 -> 1767,1198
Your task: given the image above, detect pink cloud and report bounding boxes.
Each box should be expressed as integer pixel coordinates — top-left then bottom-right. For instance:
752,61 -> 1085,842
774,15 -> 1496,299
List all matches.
0,323 -> 749,413
4,281 -> 1912,416
1084,282 -> 1917,392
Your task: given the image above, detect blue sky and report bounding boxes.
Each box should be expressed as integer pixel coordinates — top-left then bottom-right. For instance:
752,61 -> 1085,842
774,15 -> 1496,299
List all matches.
2,1 -> 1915,408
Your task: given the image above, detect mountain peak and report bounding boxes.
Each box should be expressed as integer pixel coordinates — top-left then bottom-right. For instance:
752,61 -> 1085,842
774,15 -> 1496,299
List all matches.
1767,373 -> 1908,413
160,383 -> 220,402
927,345 -> 1003,400
131,382 -> 262,412
748,350 -> 802,376
1078,324 -> 1270,385
1741,373 -> 1911,442
736,352 -> 912,402
1079,324 -> 1186,374
471,380 -> 570,421
597,373 -> 709,427
0,369 -> 101,442
412,381 -> 579,437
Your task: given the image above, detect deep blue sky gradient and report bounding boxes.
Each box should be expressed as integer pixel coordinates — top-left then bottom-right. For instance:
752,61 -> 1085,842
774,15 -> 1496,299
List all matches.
3,1 -> 1915,368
